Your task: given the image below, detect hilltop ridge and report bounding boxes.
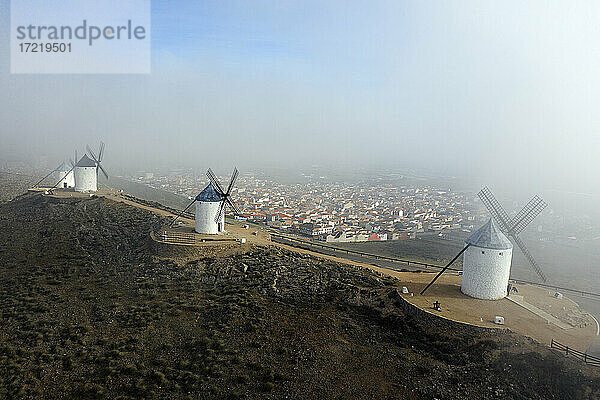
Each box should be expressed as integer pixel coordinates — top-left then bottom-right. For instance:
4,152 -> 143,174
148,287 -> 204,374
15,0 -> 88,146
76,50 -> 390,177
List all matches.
0,193 -> 598,399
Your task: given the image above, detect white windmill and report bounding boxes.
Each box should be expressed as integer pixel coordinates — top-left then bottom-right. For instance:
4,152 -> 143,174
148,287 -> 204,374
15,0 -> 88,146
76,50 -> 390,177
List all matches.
32,151 -> 77,189
421,186 -> 547,300
73,142 -> 108,193
170,168 -> 241,234
460,218 -> 514,299
194,182 -> 225,234
55,159 -> 76,189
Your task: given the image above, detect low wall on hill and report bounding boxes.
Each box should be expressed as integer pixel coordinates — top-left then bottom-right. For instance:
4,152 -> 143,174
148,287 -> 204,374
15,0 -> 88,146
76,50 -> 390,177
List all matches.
388,288 -> 506,334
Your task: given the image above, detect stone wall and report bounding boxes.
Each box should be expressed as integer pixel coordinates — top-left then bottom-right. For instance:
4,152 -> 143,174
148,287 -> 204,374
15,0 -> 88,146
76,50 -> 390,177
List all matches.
388,288 -> 506,334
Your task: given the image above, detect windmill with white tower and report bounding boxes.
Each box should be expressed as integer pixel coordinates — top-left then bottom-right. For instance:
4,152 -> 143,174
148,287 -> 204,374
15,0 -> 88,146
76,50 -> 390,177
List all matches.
54,151 -> 78,189
73,142 -> 108,192
170,168 -> 241,234
32,151 -> 77,189
421,186 -> 548,300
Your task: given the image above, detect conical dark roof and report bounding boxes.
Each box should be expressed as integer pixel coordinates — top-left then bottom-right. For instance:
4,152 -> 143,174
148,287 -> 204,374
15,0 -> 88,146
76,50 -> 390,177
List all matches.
195,183 -> 222,202
76,154 -> 97,167
465,218 -> 512,250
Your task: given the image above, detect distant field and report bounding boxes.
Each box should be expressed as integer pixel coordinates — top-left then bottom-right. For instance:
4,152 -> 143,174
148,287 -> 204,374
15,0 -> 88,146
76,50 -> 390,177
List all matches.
334,234 -> 468,267
106,176 -> 189,210
0,171 -> 34,203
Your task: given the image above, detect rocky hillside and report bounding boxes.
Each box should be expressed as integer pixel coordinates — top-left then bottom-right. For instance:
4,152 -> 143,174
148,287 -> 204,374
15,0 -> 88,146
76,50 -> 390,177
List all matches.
0,193 -> 598,399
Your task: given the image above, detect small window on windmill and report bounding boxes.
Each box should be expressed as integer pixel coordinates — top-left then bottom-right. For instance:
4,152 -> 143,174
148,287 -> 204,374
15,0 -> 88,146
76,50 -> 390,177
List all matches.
481,250 -> 485,254
499,252 -> 503,256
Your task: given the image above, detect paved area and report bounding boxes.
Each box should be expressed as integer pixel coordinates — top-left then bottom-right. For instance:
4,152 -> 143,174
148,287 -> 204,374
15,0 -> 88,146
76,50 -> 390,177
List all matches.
506,294 -> 572,330
383,272 -> 597,350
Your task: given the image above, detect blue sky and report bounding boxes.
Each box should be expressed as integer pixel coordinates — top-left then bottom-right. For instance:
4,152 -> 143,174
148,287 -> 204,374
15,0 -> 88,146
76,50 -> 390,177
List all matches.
1,1 -> 599,196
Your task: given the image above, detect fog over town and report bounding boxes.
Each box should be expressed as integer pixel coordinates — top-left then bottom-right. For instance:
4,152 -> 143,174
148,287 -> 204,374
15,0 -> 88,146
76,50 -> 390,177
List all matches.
1,1 -> 600,196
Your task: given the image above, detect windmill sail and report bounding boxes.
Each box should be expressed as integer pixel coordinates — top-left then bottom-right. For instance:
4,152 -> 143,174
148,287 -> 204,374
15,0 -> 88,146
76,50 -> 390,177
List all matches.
422,186 -> 548,296
87,142 -> 108,180
477,187 -> 547,282
167,168 -> 241,234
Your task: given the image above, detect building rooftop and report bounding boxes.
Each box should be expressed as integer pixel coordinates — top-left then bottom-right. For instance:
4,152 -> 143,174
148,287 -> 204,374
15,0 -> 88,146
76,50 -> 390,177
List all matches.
465,218 -> 512,250
195,183 -> 222,202
75,154 -> 97,168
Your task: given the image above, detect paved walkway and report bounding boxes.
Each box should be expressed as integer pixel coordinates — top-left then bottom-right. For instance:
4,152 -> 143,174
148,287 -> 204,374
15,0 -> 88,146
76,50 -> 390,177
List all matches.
507,295 -> 572,330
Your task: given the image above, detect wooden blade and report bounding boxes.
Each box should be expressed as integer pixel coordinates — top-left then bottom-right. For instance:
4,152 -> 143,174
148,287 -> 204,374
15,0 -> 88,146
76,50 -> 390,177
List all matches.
206,168 -> 225,195
509,195 -> 546,236
98,162 -> 109,180
513,235 -> 547,282
478,186 -> 512,233
98,142 -> 105,162
225,197 -> 241,216
214,200 -> 226,224
225,167 -> 238,196
86,145 -> 99,162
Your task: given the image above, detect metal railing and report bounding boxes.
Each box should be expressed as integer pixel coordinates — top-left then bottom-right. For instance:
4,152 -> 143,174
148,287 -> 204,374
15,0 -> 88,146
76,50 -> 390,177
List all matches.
157,231 -> 238,246
159,231 -> 197,245
270,233 -> 453,272
550,339 -> 600,367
